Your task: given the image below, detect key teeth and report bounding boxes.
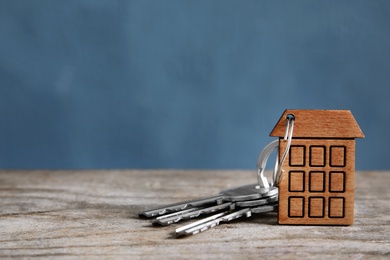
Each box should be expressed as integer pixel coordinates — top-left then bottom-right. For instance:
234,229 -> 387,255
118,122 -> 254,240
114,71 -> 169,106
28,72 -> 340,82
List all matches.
175,204 -> 275,237
201,221 -> 219,233
191,209 -> 251,234
183,219 -> 222,236
140,203 -> 195,218
155,202 -> 235,226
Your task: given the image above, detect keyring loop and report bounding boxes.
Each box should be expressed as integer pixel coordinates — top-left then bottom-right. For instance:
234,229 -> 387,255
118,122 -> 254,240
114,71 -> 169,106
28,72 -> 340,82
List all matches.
256,139 -> 279,189
274,114 -> 295,186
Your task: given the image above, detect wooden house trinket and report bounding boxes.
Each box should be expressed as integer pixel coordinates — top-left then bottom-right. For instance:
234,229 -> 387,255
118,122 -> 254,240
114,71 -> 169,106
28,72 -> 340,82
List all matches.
270,110 -> 364,225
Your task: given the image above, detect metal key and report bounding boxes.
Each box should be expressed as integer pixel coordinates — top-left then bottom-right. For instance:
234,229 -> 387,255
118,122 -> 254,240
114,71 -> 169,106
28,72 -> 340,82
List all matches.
153,202 -> 235,226
154,193 -> 278,226
138,183 -> 277,218
176,204 -> 277,237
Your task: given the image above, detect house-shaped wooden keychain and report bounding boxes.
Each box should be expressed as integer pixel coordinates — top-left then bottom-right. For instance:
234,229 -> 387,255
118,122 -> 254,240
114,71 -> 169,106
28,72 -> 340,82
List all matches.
270,110 -> 364,225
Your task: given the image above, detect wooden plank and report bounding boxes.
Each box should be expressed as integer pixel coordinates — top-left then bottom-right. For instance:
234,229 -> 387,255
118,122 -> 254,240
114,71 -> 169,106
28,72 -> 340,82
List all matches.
0,170 -> 389,258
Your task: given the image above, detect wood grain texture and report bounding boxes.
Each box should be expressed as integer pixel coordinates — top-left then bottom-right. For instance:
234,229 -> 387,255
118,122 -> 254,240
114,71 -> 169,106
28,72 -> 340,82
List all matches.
278,139 -> 356,225
269,109 -> 365,138
0,170 -> 389,259
270,110 -> 364,225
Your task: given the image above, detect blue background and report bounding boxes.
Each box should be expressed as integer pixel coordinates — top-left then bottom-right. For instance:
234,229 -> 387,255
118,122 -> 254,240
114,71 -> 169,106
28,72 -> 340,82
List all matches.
0,0 -> 388,170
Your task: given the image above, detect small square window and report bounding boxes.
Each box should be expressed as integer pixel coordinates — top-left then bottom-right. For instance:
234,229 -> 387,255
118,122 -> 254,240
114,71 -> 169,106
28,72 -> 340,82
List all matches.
329,171 -> 345,192
289,146 -> 306,167
329,197 -> 345,218
308,197 -> 325,218
288,196 -> 305,218
309,146 -> 326,167
309,171 -> 325,192
330,146 -> 346,167
289,171 -> 305,192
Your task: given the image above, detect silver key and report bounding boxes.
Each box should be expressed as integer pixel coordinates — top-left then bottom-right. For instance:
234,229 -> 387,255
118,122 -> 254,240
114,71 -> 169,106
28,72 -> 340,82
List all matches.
176,204 -> 277,237
138,183 -> 277,218
153,202 -> 235,226
154,192 -> 278,226
175,212 -> 227,236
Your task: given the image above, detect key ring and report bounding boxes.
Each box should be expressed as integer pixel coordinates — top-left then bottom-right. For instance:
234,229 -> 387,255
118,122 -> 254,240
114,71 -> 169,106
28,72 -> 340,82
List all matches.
256,114 -> 295,189
274,114 -> 295,186
256,139 -> 279,189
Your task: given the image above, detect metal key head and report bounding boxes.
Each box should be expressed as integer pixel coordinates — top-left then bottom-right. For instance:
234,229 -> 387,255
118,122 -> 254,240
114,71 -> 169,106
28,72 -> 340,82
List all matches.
250,204 -> 278,214
221,183 -> 278,202
235,193 -> 278,208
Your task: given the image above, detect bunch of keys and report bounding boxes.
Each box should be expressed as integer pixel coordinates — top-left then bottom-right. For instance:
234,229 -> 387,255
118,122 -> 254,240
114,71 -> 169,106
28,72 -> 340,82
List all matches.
138,139 -> 283,237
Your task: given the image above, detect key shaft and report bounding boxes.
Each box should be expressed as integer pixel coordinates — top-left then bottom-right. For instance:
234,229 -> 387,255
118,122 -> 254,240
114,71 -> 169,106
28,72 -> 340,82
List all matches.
153,202 -> 235,226
138,195 -> 224,218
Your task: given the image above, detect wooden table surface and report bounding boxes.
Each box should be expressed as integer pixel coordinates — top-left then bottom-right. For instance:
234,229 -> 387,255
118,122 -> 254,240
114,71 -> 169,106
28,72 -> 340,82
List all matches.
0,170 -> 389,259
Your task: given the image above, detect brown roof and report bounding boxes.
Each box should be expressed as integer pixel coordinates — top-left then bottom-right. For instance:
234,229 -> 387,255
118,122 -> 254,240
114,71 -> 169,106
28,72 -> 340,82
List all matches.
269,110 -> 364,138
